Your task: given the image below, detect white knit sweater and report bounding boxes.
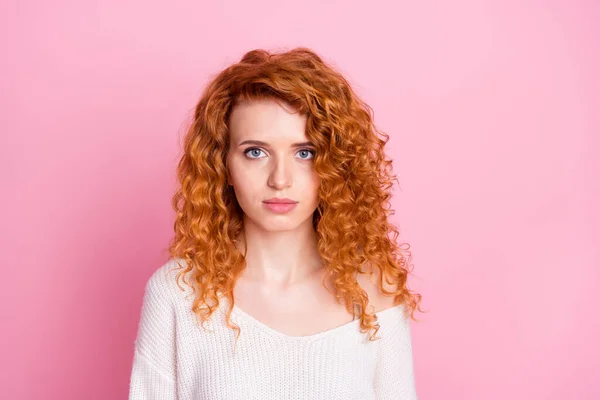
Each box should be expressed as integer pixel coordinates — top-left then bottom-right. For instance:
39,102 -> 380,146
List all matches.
128,258 -> 418,399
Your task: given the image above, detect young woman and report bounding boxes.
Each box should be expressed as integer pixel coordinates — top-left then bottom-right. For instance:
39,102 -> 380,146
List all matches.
129,47 -> 423,399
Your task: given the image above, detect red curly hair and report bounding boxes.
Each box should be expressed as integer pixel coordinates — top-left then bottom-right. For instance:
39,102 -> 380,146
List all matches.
167,47 -> 422,343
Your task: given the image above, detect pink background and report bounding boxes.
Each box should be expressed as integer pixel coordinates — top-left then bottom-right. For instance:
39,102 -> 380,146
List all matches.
2,1 -> 598,399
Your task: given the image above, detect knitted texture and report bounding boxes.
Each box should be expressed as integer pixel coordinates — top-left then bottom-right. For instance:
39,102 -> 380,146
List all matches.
128,258 -> 418,399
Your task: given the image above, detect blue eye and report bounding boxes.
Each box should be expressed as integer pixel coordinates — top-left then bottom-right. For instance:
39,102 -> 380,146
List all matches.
243,148 -> 316,160
244,148 -> 265,159
297,149 -> 315,159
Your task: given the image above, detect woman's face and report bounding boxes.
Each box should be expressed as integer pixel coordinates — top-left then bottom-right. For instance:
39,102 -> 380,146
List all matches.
226,98 -> 321,232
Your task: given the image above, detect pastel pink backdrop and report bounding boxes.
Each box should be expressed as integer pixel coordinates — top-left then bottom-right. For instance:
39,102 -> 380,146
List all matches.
1,1 -> 598,399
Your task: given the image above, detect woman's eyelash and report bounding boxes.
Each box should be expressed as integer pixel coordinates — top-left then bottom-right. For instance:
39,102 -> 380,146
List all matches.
243,147 -> 316,158
243,147 -> 265,158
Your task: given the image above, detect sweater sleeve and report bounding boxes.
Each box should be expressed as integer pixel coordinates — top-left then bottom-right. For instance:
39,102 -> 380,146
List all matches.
373,306 -> 418,400
129,266 -> 178,399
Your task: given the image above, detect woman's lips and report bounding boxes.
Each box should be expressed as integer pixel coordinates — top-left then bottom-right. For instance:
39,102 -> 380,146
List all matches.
262,202 -> 298,213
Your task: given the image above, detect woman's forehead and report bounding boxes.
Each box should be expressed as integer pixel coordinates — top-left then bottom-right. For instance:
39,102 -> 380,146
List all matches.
229,99 -> 308,143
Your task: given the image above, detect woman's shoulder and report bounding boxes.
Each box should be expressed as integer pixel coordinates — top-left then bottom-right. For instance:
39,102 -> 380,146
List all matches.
355,262 -> 412,329
356,262 -> 399,311
144,257 -> 195,302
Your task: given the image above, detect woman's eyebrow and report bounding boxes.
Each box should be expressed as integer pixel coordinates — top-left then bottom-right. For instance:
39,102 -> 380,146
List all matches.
238,140 -> 315,148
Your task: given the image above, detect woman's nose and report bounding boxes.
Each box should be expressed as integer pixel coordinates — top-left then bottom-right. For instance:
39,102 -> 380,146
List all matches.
267,156 -> 293,189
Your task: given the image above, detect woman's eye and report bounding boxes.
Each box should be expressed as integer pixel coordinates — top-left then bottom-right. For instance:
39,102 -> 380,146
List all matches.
244,148 -> 265,159
243,148 -> 315,160
297,149 -> 315,159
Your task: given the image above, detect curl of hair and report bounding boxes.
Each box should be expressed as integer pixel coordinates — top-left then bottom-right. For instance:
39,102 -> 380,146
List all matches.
167,47 -> 423,346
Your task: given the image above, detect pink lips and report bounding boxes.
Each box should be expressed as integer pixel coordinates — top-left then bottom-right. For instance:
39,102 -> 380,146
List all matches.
263,198 -> 298,213
263,197 -> 296,204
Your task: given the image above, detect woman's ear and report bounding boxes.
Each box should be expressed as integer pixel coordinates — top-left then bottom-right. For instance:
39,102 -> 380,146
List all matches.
225,155 -> 233,186
227,168 -> 233,186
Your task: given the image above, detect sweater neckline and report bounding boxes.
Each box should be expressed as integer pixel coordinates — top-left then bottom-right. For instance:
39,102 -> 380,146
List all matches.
229,301 -> 404,342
